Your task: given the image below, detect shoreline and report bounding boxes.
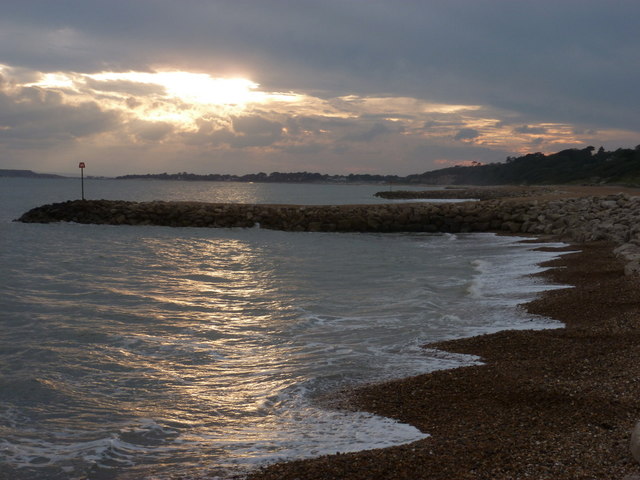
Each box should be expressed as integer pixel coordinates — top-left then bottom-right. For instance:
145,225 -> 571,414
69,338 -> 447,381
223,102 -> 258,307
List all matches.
14,184 -> 640,478
248,242 -> 640,479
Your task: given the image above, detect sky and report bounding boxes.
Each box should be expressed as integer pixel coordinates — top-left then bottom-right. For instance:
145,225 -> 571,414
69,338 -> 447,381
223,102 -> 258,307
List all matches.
0,0 -> 639,177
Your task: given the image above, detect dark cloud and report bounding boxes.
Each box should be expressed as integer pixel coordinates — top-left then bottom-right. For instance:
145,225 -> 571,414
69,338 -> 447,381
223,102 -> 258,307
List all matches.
4,2 -> 638,108
125,97 -> 142,109
191,115 -> 285,149
573,127 -> 598,136
0,85 -> 120,147
128,120 -> 174,142
3,2 -> 639,130
286,116 -> 352,135
339,122 -> 400,143
360,113 -> 415,121
514,125 -> 548,135
1,1 -> 639,174
281,143 -> 327,155
454,128 -> 480,141
230,115 -> 283,147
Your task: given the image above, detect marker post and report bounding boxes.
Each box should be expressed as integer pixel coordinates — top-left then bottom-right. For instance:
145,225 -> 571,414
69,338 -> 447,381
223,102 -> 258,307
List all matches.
79,162 -> 86,200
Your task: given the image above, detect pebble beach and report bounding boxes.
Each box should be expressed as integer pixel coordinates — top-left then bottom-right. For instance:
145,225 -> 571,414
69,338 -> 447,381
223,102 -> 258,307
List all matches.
248,241 -> 640,479
246,186 -> 640,480
16,185 -> 640,479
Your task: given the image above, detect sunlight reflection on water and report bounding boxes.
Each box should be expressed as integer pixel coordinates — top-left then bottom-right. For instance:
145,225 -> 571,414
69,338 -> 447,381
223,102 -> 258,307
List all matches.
1,179 -> 569,479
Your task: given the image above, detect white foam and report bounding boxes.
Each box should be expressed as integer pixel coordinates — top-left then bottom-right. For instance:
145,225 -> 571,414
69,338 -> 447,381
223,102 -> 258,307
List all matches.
175,407 -> 428,469
2,207 -> 577,479
467,259 -> 491,298
0,434 -> 138,469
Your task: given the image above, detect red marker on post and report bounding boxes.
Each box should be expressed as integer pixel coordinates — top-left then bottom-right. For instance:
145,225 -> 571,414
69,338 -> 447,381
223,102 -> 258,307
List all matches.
79,162 -> 86,200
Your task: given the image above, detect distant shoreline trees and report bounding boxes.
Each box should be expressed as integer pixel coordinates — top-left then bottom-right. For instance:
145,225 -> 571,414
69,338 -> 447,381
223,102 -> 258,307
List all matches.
115,171 -> 405,185
403,145 -> 640,186
116,145 -> 640,186
5,145 -> 640,185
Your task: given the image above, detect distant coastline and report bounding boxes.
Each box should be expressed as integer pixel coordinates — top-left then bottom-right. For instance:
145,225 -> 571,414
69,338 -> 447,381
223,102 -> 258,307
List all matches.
6,145 -> 640,185
113,145 -> 640,186
115,171 -> 403,185
0,169 -> 66,179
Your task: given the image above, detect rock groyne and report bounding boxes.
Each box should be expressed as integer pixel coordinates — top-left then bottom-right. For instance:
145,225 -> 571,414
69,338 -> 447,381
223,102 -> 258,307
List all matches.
15,191 -> 640,273
375,186 -> 556,201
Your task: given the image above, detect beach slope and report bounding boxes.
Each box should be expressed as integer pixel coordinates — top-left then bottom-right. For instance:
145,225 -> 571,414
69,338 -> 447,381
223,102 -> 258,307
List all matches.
248,242 -> 640,479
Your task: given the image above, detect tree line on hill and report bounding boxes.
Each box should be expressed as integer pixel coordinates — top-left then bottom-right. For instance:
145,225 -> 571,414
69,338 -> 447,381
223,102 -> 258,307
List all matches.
0,169 -> 64,179
7,145 -> 638,185
115,171 -> 404,184
405,145 -> 640,185
117,145 -> 640,186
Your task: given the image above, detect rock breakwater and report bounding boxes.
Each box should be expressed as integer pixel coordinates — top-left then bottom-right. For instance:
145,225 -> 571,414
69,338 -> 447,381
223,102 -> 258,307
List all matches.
375,186 -> 556,201
15,191 -> 640,273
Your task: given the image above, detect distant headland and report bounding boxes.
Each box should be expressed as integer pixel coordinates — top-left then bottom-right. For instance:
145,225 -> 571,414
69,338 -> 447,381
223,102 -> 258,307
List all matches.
116,145 -> 640,186
4,145 -> 640,185
0,169 -> 65,179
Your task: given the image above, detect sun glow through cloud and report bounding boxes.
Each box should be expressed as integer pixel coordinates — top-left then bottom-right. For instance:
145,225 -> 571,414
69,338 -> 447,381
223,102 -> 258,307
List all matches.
89,71 -> 268,106
20,68 -> 308,131
26,72 -> 76,89
24,68 -> 303,110
3,61 -> 633,177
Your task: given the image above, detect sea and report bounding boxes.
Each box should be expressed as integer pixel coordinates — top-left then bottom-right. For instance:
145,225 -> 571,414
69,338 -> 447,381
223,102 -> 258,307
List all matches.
0,177 -> 569,479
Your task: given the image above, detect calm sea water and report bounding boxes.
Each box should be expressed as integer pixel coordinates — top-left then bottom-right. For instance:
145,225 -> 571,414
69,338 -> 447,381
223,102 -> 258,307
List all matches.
0,178 -> 567,479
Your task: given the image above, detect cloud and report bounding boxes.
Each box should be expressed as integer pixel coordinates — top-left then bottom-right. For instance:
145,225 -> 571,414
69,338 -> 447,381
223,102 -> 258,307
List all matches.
0,1 -> 639,175
4,2 -> 638,116
84,78 -> 167,97
454,128 -> 480,141
285,116 -> 352,136
281,143 -> 327,155
339,122 -> 398,143
189,115 -> 285,149
128,120 -> 174,142
229,115 -> 284,147
0,82 -> 120,148
514,125 -> 548,135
